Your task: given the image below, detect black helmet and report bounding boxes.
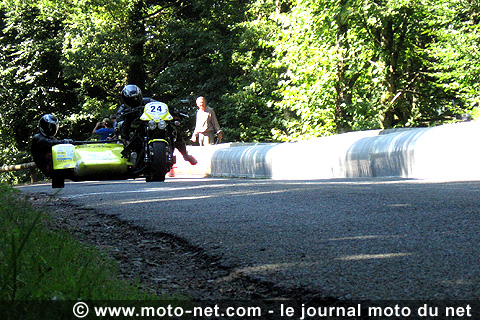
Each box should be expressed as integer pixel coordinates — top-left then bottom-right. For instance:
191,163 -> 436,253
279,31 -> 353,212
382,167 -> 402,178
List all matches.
121,84 -> 143,108
39,114 -> 59,137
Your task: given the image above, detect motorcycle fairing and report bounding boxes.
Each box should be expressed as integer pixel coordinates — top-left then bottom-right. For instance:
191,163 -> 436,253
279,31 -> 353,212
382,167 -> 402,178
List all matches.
52,143 -> 129,176
148,138 -> 169,145
140,101 -> 173,121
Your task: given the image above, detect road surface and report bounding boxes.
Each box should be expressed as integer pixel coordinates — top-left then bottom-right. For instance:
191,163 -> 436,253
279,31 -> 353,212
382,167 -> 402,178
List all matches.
18,177 -> 480,300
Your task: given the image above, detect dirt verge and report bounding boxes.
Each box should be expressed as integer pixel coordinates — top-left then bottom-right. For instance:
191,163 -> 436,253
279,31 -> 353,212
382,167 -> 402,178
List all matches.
30,194 -> 324,302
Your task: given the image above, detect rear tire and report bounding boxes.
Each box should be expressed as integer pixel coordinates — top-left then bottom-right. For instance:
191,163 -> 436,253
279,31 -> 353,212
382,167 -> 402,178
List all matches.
149,141 -> 168,182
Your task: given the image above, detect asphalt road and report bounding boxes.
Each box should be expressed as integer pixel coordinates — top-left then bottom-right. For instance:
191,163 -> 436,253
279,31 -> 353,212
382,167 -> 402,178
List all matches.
18,177 -> 480,300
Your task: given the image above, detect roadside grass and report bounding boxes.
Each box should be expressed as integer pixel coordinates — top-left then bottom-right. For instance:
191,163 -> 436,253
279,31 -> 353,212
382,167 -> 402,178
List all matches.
0,182 -> 154,301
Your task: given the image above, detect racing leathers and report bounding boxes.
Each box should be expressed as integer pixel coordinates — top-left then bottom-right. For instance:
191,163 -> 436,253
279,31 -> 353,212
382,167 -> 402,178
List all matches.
116,97 -> 197,165
31,133 -> 72,177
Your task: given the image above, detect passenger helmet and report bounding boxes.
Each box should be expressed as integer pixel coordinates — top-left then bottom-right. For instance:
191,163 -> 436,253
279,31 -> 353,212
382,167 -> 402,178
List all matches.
39,114 -> 59,137
121,84 -> 143,108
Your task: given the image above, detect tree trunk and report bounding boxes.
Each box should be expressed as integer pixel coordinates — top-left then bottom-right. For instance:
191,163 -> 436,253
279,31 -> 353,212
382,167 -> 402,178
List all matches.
334,0 -> 353,133
127,0 -> 147,90
379,16 -> 408,128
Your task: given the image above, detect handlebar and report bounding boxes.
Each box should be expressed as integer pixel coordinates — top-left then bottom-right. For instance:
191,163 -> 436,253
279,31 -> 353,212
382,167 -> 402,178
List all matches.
69,139 -> 124,145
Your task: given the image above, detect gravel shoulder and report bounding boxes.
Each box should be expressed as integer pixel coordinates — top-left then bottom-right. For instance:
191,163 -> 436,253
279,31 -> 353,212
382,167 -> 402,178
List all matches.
30,193 -> 324,302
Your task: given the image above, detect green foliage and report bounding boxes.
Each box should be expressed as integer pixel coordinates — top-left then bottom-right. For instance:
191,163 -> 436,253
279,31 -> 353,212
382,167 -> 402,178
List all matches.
0,2 -> 78,147
219,1 -> 284,142
271,0 -> 339,139
427,0 -> 480,111
144,0 -> 251,140
61,0 -> 130,105
1,0 -> 480,180
0,183 -> 151,300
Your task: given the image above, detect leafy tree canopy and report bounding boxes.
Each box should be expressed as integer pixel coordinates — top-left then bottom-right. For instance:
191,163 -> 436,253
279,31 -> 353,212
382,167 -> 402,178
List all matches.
0,0 -> 479,182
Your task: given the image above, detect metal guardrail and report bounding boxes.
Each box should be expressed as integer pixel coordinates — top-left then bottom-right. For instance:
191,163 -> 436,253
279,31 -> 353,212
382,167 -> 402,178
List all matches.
0,162 -> 38,183
0,162 -> 37,173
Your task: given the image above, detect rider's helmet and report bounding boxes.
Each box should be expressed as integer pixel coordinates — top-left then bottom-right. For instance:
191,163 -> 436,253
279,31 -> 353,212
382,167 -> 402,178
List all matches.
121,84 -> 143,108
39,114 -> 59,137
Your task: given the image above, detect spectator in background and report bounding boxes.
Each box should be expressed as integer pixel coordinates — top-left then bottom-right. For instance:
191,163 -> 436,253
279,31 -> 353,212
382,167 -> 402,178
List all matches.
110,113 -> 117,129
191,96 -> 223,146
92,118 -> 114,141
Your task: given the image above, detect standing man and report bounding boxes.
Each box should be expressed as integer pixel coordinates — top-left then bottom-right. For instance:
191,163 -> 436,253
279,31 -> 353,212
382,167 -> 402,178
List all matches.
191,96 -> 223,145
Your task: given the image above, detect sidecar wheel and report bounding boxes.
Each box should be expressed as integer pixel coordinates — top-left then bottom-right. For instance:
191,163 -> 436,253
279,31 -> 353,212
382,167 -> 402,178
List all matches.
52,175 -> 65,188
149,141 -> 168,182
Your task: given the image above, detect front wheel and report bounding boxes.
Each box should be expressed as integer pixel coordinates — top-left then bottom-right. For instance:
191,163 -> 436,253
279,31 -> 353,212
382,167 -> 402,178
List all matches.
148,141 -> 168,181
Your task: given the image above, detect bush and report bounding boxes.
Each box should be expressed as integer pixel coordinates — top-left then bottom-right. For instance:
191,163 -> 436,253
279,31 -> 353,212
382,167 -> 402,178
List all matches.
0,183 -> 152,300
